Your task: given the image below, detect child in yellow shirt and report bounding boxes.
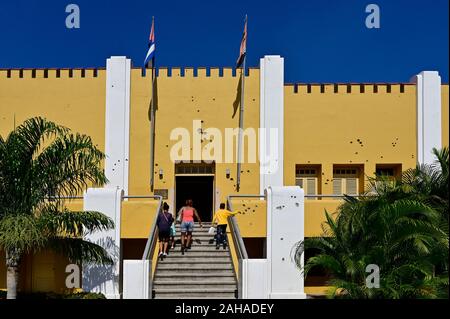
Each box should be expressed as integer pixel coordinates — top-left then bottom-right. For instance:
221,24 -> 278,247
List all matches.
212,203 -> 240,249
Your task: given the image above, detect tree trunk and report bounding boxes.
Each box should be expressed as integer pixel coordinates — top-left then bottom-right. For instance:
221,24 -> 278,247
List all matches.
5,249 -> 21,299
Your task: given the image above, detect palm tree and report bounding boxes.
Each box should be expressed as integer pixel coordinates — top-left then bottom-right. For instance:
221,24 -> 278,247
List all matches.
0,117 -> 114,299
293,147 -> 449,298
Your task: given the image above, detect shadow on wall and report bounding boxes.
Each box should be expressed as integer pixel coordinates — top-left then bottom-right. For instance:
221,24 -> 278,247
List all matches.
82,236 -> 120,292
232,75 -> 242,119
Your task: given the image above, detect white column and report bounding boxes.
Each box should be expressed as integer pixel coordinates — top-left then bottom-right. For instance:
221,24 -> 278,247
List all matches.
82,188 -> 123,299
259,56 -> 284,194
265,186 -> 306,299
412,71 -> 442,164
123,260 -> 151,299
105,56 -> 131,195
241,259 -> 269,299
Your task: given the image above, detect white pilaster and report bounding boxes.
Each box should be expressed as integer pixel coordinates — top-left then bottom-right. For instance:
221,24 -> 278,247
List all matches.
123,260 -> 151,299
82,188 -> 123,299
105,56 -> 131,194
241,259 -> 269,299
259,56 -> 284,194
412,71 -> 442,164
265,186 -> 306,299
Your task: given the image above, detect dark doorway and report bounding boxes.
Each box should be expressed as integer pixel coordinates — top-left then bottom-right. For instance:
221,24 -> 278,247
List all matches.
175,176 -> 214,222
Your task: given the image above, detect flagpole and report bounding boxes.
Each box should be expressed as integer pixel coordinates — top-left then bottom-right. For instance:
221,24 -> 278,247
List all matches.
236,15 -> 247,192
149,16 -> 156,192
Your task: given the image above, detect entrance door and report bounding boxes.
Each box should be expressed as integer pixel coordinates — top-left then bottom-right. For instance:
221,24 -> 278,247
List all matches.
175,175 -> 214,222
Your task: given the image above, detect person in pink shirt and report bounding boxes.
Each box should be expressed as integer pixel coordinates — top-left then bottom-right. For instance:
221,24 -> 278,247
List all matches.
177,199 -> 203,254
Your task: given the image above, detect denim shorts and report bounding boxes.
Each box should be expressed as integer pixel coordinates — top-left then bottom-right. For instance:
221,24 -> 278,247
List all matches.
181,221 -> 194,233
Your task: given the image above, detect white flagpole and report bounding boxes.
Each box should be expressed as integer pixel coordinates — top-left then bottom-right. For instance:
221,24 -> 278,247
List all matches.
236,15 -> 247,192
149,17 -> 156,191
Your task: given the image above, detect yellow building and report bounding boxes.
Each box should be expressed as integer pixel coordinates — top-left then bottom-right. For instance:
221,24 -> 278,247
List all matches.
0,56 -> 448,298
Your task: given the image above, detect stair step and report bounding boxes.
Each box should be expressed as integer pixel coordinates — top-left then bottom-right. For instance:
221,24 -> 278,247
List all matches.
158,259 -> 231,264
166,252 -> 229,257
156,269 -> 234,275
157,264 -> 233,270
154,280 -> 236,286
158,258 -> 232,264
163,255 -> 230,259
166,245 -> 224,251
173,234 -> 217,238
154,295 -> 236,299
154,287 -> 236,294
155,273 -> 235,279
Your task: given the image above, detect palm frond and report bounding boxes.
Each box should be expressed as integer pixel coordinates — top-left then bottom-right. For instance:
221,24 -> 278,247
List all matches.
47,237 -> 114,265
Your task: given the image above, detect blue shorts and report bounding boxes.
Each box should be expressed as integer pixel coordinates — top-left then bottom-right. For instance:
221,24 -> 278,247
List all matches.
181,221 -> 194,233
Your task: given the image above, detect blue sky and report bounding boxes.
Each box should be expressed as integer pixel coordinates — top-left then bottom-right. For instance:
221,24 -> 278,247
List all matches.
0,0 -> 448,83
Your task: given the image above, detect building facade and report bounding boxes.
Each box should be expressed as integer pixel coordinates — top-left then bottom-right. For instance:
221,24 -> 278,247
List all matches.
0,55 -> 448,296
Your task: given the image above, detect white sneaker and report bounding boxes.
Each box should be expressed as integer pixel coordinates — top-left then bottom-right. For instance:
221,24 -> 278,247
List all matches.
163,253 -> 168,257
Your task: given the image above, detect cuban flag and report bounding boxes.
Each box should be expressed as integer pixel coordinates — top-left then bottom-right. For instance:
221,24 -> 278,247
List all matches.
236,15 -> 247,68
143,17 -> 155,76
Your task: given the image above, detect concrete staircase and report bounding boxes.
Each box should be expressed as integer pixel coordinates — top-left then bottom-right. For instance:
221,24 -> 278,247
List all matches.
153,222 -> 238,299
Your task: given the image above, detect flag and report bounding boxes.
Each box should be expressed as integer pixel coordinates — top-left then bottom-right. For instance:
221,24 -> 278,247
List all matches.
236,15 -> 247,68
143,17 -> 155,75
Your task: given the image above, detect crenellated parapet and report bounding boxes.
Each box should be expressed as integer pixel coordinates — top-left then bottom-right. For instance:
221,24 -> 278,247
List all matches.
134,66 -> 258,78
0,68 -> 106,79
284,82 -> 415,94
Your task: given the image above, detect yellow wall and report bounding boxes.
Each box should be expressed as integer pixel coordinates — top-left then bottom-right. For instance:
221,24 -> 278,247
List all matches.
0,249 -> 70,293
231,199 -> 267,237
0,69 -> 106,154
284,84 -> 418,197
121,200 -> 159,238
129,68 -> 261,204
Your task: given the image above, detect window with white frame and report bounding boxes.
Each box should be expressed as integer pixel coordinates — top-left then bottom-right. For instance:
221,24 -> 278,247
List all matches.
332,167 -> 361,196
296,166 -> 320,199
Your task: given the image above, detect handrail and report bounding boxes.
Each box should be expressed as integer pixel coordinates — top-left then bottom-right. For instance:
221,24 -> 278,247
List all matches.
45,196 -> 83,200
141,195 -> 163,260
304,194 -> 374,198
226,194 -> 265,261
